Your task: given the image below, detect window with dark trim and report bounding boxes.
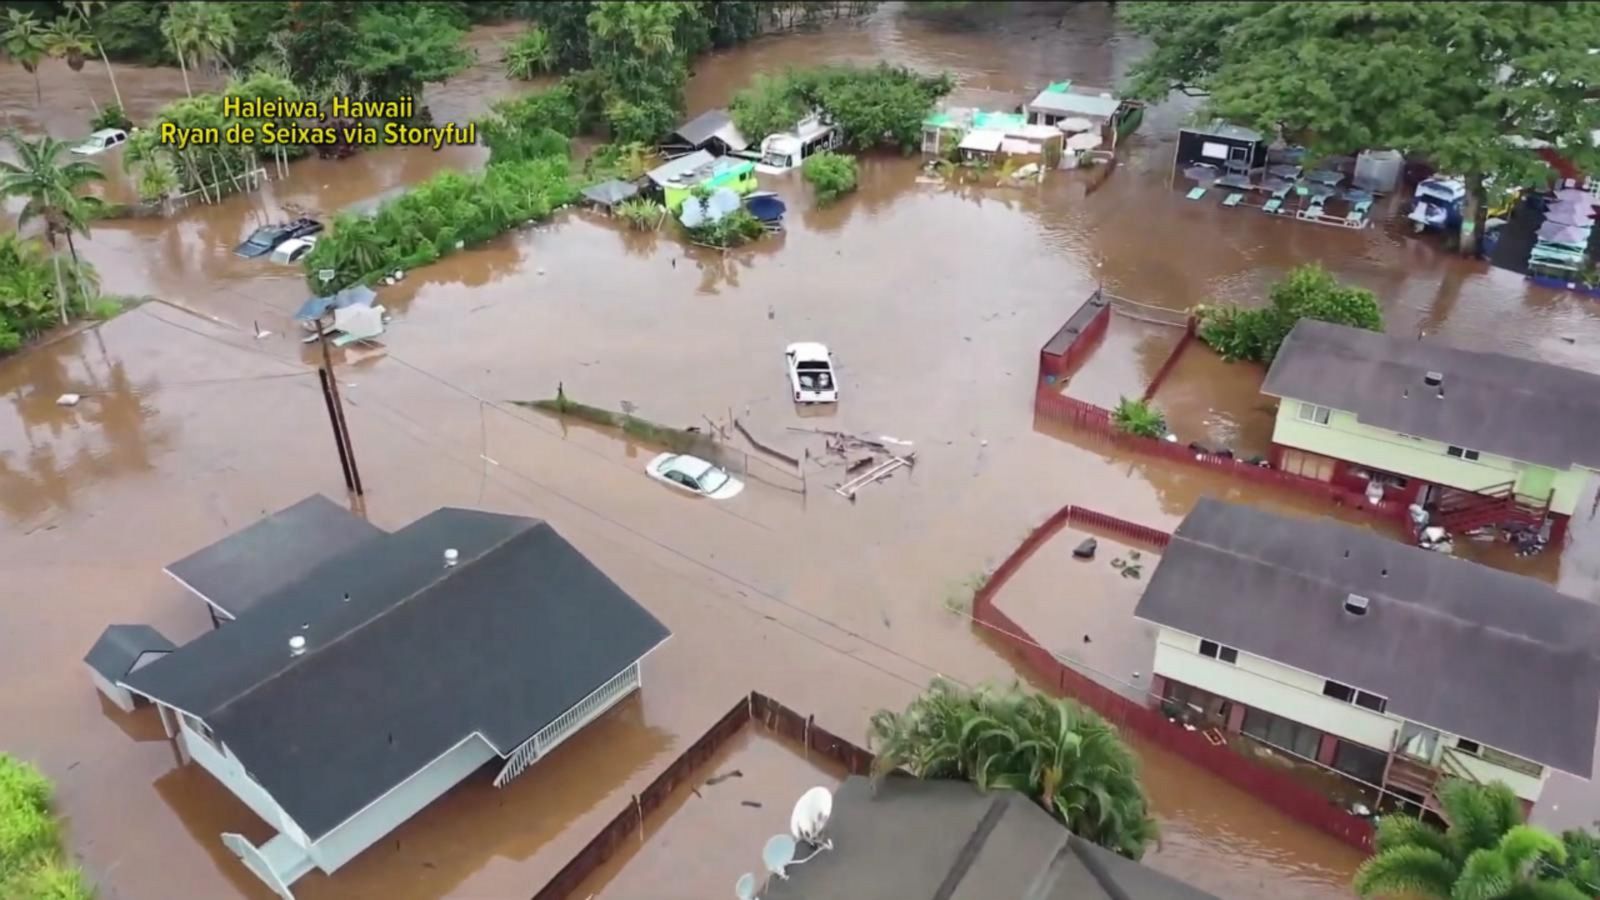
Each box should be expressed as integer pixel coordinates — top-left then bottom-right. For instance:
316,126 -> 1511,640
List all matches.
1455,738 -> 1481,755
1323,680 -> 1389,713
1446,445 -> 1481,461
1322,680 -> 1355,702
1354,690 -> 1388,713
1198,639 -> 1239,665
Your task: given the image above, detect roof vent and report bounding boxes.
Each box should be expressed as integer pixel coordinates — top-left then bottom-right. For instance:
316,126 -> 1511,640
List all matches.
289,635 -> 307,656
444,548 -> 459,568
1424,371 -> 1443,387
1344,593 -> 1370,616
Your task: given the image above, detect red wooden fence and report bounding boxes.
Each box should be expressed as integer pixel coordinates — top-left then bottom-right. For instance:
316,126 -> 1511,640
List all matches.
970,505 -> 1377,853
1140,318 -> 1198,403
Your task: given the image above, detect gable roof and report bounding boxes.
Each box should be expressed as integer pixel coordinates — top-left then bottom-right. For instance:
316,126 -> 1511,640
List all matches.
1027,89 -> 1122,120
1134,499 -> 1600,777
581,179 -> 640,207
1262,319 -> 1600,470
646,149 -> 716,187
125,507 -> 670,840
668,108 -> 749,151
763,776 -> 1216,900
85,624 -> 175,681
164,494 -> 385,619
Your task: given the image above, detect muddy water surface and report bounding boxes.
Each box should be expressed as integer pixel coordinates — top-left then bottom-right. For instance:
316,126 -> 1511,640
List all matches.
5,4 -> 1600,898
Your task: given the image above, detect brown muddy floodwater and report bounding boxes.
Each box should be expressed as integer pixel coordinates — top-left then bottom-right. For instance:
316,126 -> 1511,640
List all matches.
5,4 -> 1600,898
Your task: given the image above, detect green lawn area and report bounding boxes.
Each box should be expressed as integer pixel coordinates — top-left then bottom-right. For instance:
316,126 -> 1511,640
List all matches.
1,754 -> 92,899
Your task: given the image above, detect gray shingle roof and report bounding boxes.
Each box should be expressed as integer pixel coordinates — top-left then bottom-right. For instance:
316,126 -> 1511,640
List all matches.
1262,319 -> 1600,471
581,179 -> 639,207
125,508 -> 670,840
164,494 -> 385,619
669,108 -> 749,151
763,776 -> 1216,900
1134,498 -> 1600,776
85,624 -> 175,681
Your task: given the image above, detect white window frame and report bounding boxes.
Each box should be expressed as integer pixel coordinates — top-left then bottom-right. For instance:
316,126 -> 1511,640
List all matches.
1297,402 -> 1332,426
1446,445 -> 1481,461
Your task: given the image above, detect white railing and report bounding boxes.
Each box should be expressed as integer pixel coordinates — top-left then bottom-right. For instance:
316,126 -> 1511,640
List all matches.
493,661 -> 641,787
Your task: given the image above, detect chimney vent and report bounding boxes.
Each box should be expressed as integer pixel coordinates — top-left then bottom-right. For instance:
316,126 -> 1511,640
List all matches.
1344,593 -> 1370,616
289,635 -> 307,656
444,548 -> 459,568
1424,371 -> 1443,387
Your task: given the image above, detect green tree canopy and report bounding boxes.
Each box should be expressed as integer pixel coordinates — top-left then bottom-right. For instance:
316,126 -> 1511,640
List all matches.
730,64 -> 953,152
1122,2 -> 1600,253
1196,263 -> 1382,363
347,5 -> 471,103
1354,779 -> 1587,900
869,678 -> 1158,860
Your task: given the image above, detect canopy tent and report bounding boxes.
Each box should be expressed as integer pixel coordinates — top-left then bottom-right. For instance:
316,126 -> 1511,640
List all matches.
1057,117 -> 1095,134
580,179 -> 639,209
295,285 -> 376,322
1546,205 -> 1596,227
1538,222 -> 1592,245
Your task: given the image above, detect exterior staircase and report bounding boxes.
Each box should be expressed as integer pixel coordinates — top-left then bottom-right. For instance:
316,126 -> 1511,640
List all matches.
1433,482 -> 1550,534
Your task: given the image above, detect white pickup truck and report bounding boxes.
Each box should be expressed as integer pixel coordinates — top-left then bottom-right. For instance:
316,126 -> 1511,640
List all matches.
785,342 -> 838,404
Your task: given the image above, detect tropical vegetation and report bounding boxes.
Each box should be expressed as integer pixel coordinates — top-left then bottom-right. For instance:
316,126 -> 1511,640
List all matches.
801,151 -> 858,205
1353,779 -> 1588,899
0,131 -> 106,334
502,25 -> 554,80
730,64 -> 955,152
1112,397 -> 1166,439
1121,2 -> 1600,255
1196,264 -> 1383,364
683,206 -> 765,249
868,678 -> 1158,860
615,198 -> 665,231
0,753 -> 93,899
1,9 -> 47,104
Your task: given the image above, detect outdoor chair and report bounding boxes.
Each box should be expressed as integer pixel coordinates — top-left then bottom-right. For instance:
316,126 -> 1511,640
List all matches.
1186,187 -> 1208,201
1346,200 -> 1372,225
1263,198 -> 1283,214
1223,193 -> 1244,207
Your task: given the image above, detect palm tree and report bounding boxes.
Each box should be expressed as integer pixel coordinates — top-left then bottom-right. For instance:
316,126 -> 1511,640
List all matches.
2,10 -> 47,105
63,1 -> 123,111
161,1 -> 237,97
1353,779 -> 1588,899
0,132 -> 105,321
502,26 -> 555,80
868,678 -> 1158,859
42,17 -> 99,114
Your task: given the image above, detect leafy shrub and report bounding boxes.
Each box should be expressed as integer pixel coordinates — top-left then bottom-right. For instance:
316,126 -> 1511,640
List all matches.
1112,397 -> 1166,439
502,25 -> 554,80
684,208 -> 766,248
730,64 -> 955,152
88,298 -> 125,320
730,72 -> 811,140
89,104 -> 133,133
584,142 -> 655,182
1196,264 -> 1382,363
615,198 -> 665,231
0,754 -> 88,899
801,152 -> 858,204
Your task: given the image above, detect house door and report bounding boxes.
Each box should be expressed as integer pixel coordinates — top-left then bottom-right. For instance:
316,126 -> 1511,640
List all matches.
1227,144 -> 1251,174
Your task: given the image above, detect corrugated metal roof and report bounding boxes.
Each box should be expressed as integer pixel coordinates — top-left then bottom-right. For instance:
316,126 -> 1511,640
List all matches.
1135,499 -> 1600,777
1028,90 -> 1121,120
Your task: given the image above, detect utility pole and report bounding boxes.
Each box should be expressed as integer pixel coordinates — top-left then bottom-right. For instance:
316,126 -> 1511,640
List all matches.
315,269 -> 364,496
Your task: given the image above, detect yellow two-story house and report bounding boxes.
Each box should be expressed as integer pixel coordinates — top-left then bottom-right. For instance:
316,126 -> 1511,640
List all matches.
1261,319 -> 1600,540
1134,498 -> 1600,816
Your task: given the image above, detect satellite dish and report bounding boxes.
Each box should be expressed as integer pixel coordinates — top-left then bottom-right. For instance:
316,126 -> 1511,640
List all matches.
791,786 -> 834,849
709,187 -> 741,218
734,872 -> 757,900
762,834 -> 797,880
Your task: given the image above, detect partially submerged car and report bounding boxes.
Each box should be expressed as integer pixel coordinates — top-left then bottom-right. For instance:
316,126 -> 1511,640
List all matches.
234,217 -> 323,258
785,342 -> 838,404
645,453 -> 744,500
270,235 -> 318,265
71,129 -> 128,156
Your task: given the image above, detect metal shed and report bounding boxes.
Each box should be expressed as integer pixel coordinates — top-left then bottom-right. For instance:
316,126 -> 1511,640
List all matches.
1173,121 -> 1268,177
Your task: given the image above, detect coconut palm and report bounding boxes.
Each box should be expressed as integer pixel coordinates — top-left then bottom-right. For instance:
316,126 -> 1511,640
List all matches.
2,10 -> 47,105
503,26 -> 555,80
161,1 -> 237,97
869,678 -> 1158,859
63,1 -> 122,110
1353,779 -> 1588,899
42,16 -> 99,113
0,131 -> 105,321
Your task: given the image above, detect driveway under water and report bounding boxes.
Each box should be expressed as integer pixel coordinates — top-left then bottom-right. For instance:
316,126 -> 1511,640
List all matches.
4,5 -> 1600,899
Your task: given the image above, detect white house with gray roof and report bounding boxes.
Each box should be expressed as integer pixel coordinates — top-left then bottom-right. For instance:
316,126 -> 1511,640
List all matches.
1134,498 -> 1600,816
114,496 -> 671,899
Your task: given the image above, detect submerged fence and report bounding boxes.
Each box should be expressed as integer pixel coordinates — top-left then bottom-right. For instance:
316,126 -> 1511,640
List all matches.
969,503 -> 1377,853
531,692 -> 871,900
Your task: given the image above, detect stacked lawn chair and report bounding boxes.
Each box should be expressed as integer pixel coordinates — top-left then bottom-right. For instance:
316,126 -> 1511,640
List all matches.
1531,188 -> 1596,276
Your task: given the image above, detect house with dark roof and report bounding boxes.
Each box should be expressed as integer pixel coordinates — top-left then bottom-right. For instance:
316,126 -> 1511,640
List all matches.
1134,498 -> 1600,818
1262,319 -> 1600,539
114,496 -> 670,900
760,775 -> 1216,900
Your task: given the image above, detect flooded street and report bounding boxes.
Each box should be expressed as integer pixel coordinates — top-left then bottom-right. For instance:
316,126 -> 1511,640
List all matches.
5,4 -> 1600,898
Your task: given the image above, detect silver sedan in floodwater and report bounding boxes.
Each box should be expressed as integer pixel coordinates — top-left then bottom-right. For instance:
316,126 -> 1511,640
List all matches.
646,453 -> 744,500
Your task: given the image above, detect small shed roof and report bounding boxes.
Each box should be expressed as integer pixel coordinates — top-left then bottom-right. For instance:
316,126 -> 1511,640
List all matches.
1135,499 -> 1600,777
1028,89 -> 1122,120
126,508 -> 671,841
959,130 -> 1005,153
1261,319 -> 1600,470
763,776 -> 1216,900
668,108 -> 750,151
85,624 -> 175,681
1181,120 -> 1264,143
165,494 -> 385,619
581,179 -> 640,207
